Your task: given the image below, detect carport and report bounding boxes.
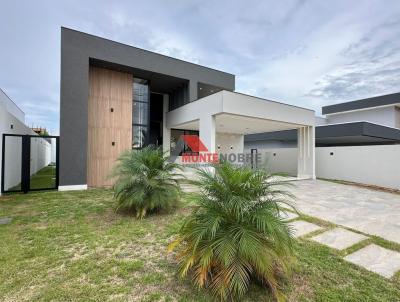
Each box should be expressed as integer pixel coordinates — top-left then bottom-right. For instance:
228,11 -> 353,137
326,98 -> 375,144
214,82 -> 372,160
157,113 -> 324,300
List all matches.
165,90 -> 316,179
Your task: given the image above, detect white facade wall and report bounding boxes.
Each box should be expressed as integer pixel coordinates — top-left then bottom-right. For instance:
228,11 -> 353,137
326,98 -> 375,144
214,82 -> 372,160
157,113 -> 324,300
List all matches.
0,102 -> 31,190
0,89 -> 25,123
326,106 -> 399,128
0,100 -> 52,192
315,116 -> 328,125
263,148 -> 297,176
396,107 -> 400,129
244,145 -> 400,190
216,132 -> 244,154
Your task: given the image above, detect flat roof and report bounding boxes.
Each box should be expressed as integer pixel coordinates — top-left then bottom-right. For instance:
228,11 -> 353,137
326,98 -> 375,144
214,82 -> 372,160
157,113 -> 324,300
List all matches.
167,90 -> 315,130
317,122 -> 400,141
322,92 -> 400,115
245,122 -> 400,146
61,27 -> 235,77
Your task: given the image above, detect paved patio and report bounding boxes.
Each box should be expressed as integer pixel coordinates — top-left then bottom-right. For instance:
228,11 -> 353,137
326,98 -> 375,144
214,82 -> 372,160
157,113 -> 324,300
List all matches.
289,179 -> 400,244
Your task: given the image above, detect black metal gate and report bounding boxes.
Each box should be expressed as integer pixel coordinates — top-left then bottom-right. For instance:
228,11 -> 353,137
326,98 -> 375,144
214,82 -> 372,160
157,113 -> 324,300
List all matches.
1,134 -> 59,194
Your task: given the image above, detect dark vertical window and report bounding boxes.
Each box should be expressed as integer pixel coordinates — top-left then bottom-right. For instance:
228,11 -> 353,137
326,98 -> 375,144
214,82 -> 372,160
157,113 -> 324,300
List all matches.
169,82 -> 189,111
132,78 -> 149,149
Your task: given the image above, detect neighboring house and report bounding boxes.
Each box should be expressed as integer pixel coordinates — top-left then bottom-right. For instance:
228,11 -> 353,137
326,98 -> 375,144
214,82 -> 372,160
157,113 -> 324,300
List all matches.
244,93 -> 400,190
31,127 -> 49,136
0,88 -> 29,192
59,27 -> 316,190
0,88 -> 53,193
245,93 -> 400,149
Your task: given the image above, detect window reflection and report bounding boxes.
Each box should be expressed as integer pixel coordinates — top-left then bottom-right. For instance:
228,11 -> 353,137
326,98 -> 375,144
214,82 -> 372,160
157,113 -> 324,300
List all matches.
132,78 -> 149,149
171,129 -> 199,155
132,125 -> 147,149
133,102 -> 148,125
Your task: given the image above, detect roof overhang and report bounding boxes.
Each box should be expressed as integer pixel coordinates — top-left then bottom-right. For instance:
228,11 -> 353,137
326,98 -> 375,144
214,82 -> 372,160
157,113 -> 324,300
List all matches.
166,90 -> 315,135
322,92 -> 400,115
316,122 -> 400,146
244,121 -> 400,146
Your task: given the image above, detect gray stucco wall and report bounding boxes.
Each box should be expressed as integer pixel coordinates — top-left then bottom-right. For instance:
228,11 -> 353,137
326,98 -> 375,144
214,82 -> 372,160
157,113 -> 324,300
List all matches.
60,27 -> 235,186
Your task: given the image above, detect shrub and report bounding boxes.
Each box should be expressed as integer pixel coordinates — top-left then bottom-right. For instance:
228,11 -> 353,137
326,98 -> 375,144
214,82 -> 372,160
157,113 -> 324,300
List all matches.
111,146 -> 183,218
169,162 -> 295,301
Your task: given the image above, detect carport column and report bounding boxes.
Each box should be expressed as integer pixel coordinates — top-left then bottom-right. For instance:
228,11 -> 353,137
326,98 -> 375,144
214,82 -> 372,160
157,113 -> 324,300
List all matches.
297,126 -> 316,179
162,94 -> 171,156
199,114 -> 216,155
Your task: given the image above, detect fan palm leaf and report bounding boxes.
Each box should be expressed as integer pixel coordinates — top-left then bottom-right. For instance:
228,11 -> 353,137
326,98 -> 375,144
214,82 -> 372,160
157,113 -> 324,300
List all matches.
110,146 -> 183,218
169,161 -> 296,301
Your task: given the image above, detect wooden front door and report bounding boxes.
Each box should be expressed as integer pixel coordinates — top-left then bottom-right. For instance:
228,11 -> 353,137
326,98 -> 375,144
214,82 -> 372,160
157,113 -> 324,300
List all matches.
87,66 -> 133,187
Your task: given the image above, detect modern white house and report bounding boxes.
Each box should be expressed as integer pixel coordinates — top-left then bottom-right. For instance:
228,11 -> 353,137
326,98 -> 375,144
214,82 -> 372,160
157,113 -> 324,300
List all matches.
59,27 -> 316,190
59,28 -> 400,191
321,93 -> 400,128
2,28 -> 398,193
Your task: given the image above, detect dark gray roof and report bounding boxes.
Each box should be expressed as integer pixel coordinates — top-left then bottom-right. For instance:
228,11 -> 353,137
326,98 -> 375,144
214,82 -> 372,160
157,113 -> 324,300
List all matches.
244,122 -> 400,146
316,122 -> 400,145
322,92 -> 400,115
244,129 -> 297,142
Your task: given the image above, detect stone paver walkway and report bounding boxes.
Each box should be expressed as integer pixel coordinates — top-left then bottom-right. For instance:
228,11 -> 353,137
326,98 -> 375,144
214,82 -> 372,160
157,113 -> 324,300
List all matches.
344,244 -> 400,278
289,220 -> 322,237
311,228 -> 367,250
289,180 -> 400,244
292,219 -> 400,278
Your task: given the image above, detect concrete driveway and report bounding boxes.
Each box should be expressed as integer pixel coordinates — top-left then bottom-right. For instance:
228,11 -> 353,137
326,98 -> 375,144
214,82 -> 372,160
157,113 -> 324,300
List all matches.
289,180 -> 400,244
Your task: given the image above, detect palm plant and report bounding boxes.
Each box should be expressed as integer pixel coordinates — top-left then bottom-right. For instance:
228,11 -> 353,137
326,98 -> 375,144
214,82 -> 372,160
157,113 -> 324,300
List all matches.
110,146 -> 183,218
169,162 -> 295,301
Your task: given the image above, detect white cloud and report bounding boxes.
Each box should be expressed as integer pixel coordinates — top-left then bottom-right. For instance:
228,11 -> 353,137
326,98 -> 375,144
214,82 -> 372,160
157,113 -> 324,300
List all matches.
1,0 -> 400,131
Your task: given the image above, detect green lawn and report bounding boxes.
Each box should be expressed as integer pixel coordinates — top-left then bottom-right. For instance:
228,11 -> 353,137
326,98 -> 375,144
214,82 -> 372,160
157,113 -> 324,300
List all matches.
30,165 -> 56,189
9,165 -> 56,191
0,189 -> 399,301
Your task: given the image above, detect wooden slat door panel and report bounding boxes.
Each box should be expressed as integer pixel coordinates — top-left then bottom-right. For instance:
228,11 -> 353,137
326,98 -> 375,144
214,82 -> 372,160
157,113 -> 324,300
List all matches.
88,66 -> 133,187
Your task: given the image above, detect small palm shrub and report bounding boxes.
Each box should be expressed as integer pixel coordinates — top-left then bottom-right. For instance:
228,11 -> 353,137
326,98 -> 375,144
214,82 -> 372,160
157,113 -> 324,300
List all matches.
169,162 -> 295,301
111,146 -> 183,218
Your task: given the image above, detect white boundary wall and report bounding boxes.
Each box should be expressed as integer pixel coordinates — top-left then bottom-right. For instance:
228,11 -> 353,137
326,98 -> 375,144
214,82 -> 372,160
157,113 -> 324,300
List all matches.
245,145 -> 400,190
30,137 -> 52,176
316,145 -> 400,190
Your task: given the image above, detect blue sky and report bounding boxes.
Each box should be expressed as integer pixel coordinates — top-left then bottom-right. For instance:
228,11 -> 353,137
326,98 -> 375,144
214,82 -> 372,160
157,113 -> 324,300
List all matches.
1,0 -> 400,135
